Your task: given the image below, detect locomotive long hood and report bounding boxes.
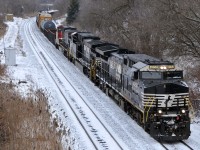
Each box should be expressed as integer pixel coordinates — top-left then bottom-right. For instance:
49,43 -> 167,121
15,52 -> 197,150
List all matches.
143,81 -> 189,94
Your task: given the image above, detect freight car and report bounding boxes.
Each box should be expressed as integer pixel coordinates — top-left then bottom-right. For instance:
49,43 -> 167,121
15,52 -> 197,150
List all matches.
41,20 -> 57,45
37,20 -> 191,141
36,12 -> 52,29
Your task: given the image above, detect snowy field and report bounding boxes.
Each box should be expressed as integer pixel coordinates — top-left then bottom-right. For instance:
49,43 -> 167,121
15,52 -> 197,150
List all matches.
0,17 -> 200,150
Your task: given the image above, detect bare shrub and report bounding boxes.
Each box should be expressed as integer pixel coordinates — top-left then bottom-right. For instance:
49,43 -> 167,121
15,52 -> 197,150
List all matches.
184,65 -> 200,115
0,83 -> 63,149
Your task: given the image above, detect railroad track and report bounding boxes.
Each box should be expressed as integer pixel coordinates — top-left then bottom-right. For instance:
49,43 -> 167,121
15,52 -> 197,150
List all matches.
23,19 -> 124,150
159,141 -> 169,150
159,140 -> 194,150
180,140 -> 194,150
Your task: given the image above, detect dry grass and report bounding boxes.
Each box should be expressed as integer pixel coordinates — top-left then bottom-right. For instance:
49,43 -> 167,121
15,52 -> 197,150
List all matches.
0,64 -> 7,77
0,23 -> 6,37
0,83 -> 63,150
0,22 -> 65,149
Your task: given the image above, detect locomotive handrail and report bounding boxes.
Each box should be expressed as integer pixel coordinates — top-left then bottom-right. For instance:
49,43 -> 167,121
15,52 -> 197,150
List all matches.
144,97 -> 155,123
144,96 -> 155,109
185,97 -> 195,121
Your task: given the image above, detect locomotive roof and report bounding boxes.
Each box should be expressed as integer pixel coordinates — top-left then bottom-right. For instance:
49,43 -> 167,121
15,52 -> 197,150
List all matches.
84,40 -> 118,49
84,40 -> 105,48
95,45 -> 119,56
111,49 -> 135,59
127,54 -> 158,62
133,62 -> 147,69
117,48 -> 135,54
77,32 -> 100,42
71,32 -> 100,43
78,32 -> 94,36
71,32 -> 88,40
63,26 -> 76,31
126,54 -> 173,65
64,29 -> 77,34
71,32 -> 94,38
125,62 -> 147,77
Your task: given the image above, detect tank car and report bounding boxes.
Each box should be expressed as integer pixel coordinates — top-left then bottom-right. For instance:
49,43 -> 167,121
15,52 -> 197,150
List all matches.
36,12 -> 52,29
42,20 -> 56,45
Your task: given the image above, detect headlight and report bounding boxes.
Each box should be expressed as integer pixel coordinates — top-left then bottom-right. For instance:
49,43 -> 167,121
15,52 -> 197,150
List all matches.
160,66 -> 167,70
181,109 -> 186,114
158,109 -> 162,114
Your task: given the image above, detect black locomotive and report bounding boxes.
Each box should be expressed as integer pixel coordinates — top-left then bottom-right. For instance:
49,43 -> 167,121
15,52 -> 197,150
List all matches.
36,15 -> 191,141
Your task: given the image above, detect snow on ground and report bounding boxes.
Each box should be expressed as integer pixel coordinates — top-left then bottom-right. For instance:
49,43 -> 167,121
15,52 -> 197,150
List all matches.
1,17 -> 200,149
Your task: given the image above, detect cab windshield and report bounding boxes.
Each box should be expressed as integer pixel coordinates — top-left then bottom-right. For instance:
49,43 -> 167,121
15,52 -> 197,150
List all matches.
140,71 -> 183,80
163,71 -> 183,79
141,72 -> 162,79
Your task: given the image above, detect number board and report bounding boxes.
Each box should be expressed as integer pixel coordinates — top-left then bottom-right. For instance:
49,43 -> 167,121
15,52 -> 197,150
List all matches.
149,65 -> 175,69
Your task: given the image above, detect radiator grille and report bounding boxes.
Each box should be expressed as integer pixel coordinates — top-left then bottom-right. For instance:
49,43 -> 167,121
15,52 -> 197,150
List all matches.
141,93 -> 189,107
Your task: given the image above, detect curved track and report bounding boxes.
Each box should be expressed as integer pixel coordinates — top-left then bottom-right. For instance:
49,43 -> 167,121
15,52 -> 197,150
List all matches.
23,18 -> 125,150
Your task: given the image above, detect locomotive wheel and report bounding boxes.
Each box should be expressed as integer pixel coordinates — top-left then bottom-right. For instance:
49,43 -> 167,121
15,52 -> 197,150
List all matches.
55,44 -> 59,49
119,98 -> 125,111
144,123 -> 150,132
83,67 -> 88,75
63,51 -> 67,57
95,78 -> 100,86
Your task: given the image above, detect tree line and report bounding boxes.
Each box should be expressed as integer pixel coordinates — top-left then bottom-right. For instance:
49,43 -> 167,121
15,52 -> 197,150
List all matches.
0,0 -> 67,17
67,0 -> 200,61
0,0 -> 199,101
66,0 -> 200,102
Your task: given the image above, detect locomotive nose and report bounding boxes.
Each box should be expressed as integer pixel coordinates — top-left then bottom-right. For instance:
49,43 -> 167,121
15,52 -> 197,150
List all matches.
144,82 -> 189,95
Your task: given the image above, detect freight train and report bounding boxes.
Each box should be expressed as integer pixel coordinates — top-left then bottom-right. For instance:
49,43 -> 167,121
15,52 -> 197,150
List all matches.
36,14 -> 191,141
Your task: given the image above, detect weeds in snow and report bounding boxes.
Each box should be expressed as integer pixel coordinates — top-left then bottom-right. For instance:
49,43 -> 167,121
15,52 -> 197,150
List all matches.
0,83 -> 63,149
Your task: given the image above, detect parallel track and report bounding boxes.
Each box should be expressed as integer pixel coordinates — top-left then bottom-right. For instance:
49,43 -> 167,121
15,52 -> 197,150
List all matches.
23,19 -> 124,150
158,140 -> 194,150
180,140 -> 194,150
159,141 -> 169,150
